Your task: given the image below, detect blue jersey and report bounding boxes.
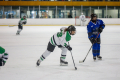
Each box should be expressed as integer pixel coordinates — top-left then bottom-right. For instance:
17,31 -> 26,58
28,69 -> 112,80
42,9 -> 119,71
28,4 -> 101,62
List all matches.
87,19 -> 105,38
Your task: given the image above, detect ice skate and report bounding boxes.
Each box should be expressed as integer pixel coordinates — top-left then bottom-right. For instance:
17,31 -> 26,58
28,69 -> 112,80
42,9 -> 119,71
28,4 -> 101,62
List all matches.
97,55 -> 102,60
60,57 -> 68,66
93,56 -> 96,61
36,59 -> 41,66
16,32 -> 20,35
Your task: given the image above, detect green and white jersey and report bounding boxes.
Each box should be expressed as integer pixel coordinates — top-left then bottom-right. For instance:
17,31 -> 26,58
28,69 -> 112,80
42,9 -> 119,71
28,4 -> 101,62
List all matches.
19,18 -> 27,26
50,27 -> 71,47
0,46 -> 9,63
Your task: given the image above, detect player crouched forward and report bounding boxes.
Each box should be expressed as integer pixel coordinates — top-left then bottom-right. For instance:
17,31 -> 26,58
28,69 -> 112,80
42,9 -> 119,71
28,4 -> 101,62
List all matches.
36,25 -> 76,66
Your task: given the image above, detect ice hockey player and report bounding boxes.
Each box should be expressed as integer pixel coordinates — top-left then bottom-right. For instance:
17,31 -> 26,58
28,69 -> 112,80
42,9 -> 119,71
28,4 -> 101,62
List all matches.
87,13 -> 105,61
36,25 -> 76,66
0,46 -> 9,66
79,13 -> 86,26
16,16 -> 27,35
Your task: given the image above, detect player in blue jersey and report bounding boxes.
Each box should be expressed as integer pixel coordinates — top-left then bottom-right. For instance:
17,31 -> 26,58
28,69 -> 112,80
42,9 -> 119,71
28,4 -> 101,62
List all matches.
87,13 -> 105,61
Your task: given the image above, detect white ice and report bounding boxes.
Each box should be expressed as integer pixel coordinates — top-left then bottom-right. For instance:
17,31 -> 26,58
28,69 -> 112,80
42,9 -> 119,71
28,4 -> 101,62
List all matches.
0,25 -> 120,80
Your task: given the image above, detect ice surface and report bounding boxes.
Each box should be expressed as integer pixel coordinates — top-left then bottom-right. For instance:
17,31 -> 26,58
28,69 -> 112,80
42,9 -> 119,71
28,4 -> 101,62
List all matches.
0,25 -> 120,80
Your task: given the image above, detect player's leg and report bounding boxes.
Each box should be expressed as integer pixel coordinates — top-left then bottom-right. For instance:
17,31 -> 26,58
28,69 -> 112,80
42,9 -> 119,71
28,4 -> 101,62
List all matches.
89,38 -> 97,60
36,42 -> 55,66
16,24 -> 23,35
92,43 -> 98,61
96,38 -> 102,60
60,47 -> 68,66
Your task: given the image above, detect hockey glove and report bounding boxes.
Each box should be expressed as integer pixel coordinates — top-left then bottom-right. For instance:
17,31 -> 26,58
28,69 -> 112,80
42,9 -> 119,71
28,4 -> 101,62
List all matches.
90,37 -> 96,44
23,22 -> 26,24
0,59 -> 5,66
98,26 -> 103,33
66,45 -> 72,51
58,45 -> 63,48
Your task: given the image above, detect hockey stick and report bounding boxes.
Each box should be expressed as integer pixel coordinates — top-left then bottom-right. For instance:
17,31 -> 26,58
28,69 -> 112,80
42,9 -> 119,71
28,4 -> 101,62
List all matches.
68,42 -> 77,70
79,33 -> 100,63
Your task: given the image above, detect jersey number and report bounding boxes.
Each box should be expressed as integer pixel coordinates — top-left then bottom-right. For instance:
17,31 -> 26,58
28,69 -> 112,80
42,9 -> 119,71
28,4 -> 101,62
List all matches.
57,32 -> 62,37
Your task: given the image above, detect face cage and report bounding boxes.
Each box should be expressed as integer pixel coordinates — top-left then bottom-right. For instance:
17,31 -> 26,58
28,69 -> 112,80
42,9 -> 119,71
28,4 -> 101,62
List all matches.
70,30 -> 76,35
23,17 -> 26,19
91,16 -> 97,20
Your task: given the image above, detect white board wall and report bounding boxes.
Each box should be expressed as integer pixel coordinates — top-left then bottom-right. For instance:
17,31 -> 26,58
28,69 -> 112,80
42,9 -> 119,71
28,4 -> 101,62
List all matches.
0,18 -> 120,26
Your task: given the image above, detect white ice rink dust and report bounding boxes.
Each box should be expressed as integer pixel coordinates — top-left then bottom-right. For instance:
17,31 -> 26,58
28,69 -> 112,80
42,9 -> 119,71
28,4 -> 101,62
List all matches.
0,25 -> 120,80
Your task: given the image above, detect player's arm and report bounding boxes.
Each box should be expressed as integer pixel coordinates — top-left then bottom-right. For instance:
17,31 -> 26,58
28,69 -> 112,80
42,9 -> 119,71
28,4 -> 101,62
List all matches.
100,20 -> 105,29
18,18 -> 22,25
87,23 -> 96,44
98,20 -> 105,33
23,19 -> 27,25
87,23 -> 93,38
59,32 -> 72,51
60,39 -> 72,51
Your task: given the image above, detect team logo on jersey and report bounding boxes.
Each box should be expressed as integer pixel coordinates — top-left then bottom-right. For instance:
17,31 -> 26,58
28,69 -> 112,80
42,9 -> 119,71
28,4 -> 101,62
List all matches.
98,21 -> 100,25
91,25 -> 93,27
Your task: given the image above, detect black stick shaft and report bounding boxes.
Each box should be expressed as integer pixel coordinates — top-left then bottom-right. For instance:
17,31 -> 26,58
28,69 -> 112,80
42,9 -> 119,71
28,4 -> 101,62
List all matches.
68,42 -> 76,70
70,51 -> 76,69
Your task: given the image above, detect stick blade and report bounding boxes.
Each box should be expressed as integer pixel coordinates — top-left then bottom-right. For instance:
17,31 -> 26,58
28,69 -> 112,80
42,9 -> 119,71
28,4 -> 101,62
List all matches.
79,60 -> 83,63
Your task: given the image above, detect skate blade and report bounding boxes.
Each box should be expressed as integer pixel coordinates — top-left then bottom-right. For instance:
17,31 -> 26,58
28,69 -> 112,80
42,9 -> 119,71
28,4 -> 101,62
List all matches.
60,63 -> 68,66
